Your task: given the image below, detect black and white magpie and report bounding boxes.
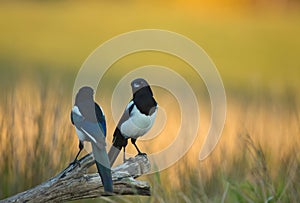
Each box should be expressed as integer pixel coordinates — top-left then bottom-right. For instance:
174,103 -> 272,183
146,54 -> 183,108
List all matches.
70,86 -> 113,193
108,78 -> 158,166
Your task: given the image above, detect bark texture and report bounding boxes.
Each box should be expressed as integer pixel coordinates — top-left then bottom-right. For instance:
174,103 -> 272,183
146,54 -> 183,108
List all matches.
1,154 -> 151,203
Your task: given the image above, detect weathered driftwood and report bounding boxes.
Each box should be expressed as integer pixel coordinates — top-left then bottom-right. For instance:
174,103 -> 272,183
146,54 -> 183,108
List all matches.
1,154 -> 151,203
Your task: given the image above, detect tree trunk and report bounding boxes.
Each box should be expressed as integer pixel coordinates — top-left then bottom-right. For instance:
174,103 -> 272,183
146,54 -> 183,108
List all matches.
1,154 -> 151,203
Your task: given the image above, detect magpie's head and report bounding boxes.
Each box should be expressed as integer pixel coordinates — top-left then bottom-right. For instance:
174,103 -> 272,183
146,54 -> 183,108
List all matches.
76,86 -> 94,103
131,78 -> 150,94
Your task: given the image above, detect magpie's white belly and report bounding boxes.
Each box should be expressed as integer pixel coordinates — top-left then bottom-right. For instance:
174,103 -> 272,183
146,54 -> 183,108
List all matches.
120,106 -> 157,139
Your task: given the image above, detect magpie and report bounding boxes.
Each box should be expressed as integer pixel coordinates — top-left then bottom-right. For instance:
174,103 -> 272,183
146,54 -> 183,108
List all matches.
70,86 -> 113,193
108,78 -> 158,166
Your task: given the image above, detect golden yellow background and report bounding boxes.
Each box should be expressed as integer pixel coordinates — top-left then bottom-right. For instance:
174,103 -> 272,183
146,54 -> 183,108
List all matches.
0,1 -> 299,202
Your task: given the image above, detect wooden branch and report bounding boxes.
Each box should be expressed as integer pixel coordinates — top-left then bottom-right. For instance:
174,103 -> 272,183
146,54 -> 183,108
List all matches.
1,154 -> 151,203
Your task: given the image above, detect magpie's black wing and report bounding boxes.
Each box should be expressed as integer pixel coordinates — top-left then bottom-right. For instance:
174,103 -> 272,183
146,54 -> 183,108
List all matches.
71,111 -> 74,125
108,100 -> 134,166
116,100 -> 134,130
94,102 -> 106,136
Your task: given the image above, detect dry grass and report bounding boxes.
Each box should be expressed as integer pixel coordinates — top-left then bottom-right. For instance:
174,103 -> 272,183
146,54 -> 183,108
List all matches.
0,80 -> 299,202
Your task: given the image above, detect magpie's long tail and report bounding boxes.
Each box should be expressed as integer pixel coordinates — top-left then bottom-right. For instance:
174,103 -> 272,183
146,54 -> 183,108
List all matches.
91,143 -> 113,193
108,128 -> 127,166
108,145 -> 121,167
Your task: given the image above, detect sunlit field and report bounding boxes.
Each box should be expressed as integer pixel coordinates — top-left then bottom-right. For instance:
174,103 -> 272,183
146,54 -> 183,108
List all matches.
0,1 -> 300,202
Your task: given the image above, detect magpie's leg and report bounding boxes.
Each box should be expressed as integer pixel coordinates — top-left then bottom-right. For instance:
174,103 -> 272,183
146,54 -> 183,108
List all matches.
131,138 -> 147,156
123,147 -> 127,163
59,141 -> 83,179
71,141 -> 84,166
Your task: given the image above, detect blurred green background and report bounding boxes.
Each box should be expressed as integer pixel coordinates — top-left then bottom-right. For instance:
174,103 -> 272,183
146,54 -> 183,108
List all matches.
0,0 -> 300,202
1,1 -> 300,94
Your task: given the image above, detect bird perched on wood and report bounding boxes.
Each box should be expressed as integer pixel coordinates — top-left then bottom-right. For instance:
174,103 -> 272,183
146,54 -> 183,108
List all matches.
70,86 -> 113,193
108,78 -> 158,166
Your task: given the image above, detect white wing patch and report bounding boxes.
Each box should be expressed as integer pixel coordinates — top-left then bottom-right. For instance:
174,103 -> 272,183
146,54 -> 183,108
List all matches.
126,100 -> 134,111
99,105 -> 105,117
75,127 -> 86,142
80,127 -> 97,144
72,106 -> 82,116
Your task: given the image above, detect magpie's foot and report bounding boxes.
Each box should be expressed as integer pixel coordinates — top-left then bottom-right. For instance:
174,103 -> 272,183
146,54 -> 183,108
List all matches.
69,159 -> 81,168
59,159 -> 81,179
136,152 -> 147,157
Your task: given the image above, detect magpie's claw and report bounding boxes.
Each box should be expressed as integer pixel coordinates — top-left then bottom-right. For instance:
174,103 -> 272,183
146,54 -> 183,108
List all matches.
70,159 -> 81,167
136,152 -> 147,157
59,159 -> 81,179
